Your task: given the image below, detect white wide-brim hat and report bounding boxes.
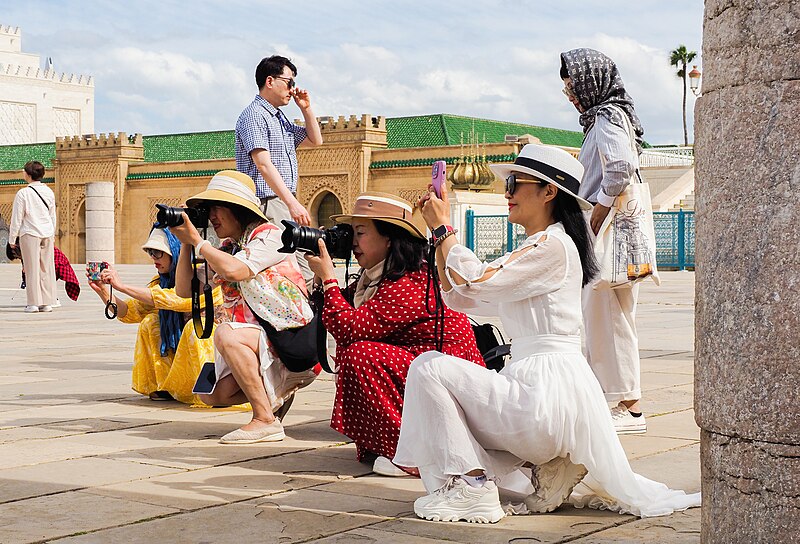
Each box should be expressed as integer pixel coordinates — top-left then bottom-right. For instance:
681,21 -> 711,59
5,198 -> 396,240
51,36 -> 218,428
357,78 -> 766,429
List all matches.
141,228 -> 172,256
490,144 -> 593,211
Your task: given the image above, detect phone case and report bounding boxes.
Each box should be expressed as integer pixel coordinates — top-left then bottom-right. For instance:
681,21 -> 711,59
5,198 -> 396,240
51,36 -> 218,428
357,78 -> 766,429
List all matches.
192,362 -> 217,395
431,161 -> 446,198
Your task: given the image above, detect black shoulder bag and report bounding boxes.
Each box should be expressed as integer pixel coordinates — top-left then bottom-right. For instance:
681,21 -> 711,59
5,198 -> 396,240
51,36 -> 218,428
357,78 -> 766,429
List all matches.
246,285 -> 332,373
468,317 -> 511,372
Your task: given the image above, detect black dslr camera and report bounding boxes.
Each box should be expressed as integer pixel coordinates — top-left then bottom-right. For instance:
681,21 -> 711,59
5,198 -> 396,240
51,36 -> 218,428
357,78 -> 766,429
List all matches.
155,203 -> 210,229
278,220 -> 353,259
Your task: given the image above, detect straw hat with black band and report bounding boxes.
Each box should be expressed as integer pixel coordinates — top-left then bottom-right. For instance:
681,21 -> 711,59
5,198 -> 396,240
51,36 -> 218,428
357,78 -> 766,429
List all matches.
331,192 -> 427,239
489,144 -> 593,211
187,170 -> 268,221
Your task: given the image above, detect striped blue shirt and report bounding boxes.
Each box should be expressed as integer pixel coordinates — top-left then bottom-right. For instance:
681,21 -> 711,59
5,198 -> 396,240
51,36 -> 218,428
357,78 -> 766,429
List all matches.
577,106 -> 639,207
235,95 -> 307,198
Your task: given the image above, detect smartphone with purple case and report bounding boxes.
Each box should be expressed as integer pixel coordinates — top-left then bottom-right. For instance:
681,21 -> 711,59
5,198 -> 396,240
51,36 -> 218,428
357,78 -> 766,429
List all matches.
431,160 -> 446,198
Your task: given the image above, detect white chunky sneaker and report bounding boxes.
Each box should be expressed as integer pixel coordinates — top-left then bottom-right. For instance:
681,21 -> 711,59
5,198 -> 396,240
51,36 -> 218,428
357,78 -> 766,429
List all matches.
610,403 -> 647,434
414,476 -> 505,524
24,305 -> 39,313
524,455 -> 587,513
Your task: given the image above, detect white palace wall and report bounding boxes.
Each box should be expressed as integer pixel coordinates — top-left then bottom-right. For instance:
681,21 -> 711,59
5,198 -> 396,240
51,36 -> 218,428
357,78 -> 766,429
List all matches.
0,25 -> 94,145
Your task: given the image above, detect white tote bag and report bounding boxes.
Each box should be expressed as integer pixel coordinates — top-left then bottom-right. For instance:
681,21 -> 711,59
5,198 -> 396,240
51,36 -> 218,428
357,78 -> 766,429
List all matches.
592,105 -> 661,290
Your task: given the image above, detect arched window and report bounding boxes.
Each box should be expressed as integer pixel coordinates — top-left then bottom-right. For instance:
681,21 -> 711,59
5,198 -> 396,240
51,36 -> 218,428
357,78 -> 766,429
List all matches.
316,192 -> 343,229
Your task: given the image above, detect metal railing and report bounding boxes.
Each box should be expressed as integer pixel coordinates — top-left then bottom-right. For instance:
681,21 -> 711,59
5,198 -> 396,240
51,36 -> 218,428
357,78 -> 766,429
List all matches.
653,210 -> 695,269
640,146 -> 694,167
464,209 -> 694,270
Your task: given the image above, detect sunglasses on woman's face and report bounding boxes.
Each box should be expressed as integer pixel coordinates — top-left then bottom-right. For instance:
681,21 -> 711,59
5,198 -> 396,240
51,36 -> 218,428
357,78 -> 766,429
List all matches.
505,174 -> 545,195
146,249 -> 164,259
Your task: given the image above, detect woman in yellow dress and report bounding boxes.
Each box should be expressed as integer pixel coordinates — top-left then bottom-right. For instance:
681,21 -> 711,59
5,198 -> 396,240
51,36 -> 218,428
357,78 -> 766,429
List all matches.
87,227 -> 222,404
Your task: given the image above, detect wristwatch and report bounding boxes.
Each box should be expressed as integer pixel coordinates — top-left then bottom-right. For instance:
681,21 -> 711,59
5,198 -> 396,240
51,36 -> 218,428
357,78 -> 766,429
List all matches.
432,224 -> 453,240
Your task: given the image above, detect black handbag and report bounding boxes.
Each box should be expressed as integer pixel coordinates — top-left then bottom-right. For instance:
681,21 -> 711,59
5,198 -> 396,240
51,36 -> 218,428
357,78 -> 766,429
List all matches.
6,238 -> 20,261
248,286 -> 332,373
469,318 -> 511,372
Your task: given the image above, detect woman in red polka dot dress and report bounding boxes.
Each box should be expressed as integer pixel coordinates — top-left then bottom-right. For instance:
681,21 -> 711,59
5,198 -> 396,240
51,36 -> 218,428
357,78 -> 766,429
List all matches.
307,192 -> 484,476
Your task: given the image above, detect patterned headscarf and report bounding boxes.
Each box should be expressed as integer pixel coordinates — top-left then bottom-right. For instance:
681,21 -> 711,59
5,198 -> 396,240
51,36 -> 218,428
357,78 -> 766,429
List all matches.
155,226 -> 184,356
560,48 -> 644,153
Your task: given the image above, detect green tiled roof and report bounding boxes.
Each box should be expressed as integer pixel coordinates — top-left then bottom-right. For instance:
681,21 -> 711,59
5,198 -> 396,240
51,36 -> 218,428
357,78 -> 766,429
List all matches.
0,177 -> 54,186
371,154 -> 516,170
126,170 -> 219,180
142,131 -> 235,163
385,114 -> 585,149
0,142 -> 56,171
0,114 -> 589,172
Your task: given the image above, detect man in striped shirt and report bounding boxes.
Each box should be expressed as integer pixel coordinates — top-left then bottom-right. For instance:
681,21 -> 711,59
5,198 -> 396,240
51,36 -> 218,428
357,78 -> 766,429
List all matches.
235,55 -> 323,286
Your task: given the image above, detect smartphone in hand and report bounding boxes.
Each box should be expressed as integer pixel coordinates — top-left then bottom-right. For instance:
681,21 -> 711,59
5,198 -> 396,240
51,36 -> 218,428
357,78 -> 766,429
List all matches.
192,362 -> 217,395
431,161 -> 446,198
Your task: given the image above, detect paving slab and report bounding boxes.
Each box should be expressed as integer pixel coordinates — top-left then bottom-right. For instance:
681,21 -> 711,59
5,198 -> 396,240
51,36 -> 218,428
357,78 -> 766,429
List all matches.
0,456 -> 183,504
0,490 -> 179,544
570,508 -> 701,543
0,265 -> 701,543
366,508 -> 628,544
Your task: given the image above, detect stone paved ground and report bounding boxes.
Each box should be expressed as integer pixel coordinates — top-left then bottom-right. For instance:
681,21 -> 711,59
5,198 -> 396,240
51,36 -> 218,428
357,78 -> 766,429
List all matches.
0,264 -> 700,543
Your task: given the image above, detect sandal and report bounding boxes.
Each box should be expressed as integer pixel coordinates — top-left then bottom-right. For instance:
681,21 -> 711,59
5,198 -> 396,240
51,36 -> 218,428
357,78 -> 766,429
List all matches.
149,391 -> 174,401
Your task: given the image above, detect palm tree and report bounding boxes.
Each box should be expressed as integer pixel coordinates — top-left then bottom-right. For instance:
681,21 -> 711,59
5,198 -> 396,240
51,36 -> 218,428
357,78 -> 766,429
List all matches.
669,45 -> 698,146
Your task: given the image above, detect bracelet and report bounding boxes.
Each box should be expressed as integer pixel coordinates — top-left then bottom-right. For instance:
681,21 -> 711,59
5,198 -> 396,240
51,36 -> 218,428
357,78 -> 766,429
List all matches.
433,229 -> 457,248
195,239 -> 210,255
323,278 -> 339,286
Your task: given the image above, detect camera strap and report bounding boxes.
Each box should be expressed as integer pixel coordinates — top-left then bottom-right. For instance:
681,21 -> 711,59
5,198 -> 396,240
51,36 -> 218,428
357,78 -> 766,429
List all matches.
191,245 -> 214,339
424,242 -> 446,352
104,285 -> 118,319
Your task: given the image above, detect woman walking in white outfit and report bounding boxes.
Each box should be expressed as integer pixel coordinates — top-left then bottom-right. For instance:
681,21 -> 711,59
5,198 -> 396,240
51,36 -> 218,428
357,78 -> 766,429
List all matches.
8,161 -> 57,313
393,144 -> 700,523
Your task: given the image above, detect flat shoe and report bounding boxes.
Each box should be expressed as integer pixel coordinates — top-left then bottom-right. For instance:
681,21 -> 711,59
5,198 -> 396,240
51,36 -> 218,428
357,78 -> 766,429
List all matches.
219,421 -> 285,444
373,455 -> 412,477
148,391 -> 174,401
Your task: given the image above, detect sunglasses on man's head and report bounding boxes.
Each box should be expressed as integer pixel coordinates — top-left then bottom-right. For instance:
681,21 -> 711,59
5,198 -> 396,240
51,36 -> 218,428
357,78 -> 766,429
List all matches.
505,174 -> 546,195
146,249 -> 165,259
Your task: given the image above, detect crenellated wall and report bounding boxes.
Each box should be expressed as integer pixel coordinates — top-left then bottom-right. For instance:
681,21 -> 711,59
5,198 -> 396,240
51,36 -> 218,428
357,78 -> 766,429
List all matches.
0,112 -> 679,265
0,24 -> 94,145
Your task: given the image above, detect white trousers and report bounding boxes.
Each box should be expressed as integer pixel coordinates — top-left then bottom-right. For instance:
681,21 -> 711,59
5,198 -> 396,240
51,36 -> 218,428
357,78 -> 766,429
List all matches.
581,283 -> 641,403
19,233 -> 56,307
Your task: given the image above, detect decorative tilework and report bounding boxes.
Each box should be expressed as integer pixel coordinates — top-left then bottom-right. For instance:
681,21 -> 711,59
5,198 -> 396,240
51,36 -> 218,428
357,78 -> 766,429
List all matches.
0,101 -> 36,144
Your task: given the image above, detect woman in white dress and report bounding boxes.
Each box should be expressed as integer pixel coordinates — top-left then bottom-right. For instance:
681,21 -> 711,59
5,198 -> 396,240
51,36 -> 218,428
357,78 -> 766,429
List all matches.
393,143 -> 701,523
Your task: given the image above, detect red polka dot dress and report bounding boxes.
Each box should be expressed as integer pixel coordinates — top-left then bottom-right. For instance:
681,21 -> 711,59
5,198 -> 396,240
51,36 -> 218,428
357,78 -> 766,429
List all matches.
323,269 -> 484,462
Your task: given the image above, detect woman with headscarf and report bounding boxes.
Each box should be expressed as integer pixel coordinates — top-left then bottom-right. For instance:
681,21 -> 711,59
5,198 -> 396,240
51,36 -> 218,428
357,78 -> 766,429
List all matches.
560,48 -> 648,434
87,226 -> 222,404
306,192 -> 484,477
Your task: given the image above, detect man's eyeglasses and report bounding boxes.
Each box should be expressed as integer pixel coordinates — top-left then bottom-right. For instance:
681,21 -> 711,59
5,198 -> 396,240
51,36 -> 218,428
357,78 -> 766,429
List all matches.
145,249 -> 165,259
273,76 -> 296,89
505,174 -> 545,195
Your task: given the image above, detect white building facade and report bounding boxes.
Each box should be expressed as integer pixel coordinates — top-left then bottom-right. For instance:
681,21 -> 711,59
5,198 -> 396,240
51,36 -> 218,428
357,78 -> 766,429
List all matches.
0,25 -> 94,145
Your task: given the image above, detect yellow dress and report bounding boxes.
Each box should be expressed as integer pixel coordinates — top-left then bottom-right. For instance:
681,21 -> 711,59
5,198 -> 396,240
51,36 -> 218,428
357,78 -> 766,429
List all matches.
118,279 -> 223,405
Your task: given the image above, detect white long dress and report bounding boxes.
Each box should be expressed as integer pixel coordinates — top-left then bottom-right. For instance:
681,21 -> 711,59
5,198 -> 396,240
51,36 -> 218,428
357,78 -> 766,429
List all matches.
393,223 -> 700,517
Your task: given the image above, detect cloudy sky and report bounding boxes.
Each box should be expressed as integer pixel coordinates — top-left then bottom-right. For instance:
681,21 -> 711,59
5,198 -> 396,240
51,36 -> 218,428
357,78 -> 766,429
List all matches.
5,1 -> 704,145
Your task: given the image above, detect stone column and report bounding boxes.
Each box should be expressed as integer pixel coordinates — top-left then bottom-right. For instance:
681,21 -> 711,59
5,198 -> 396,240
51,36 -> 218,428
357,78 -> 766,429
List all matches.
85,182 -> 115,264
695,2 -> 800,542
